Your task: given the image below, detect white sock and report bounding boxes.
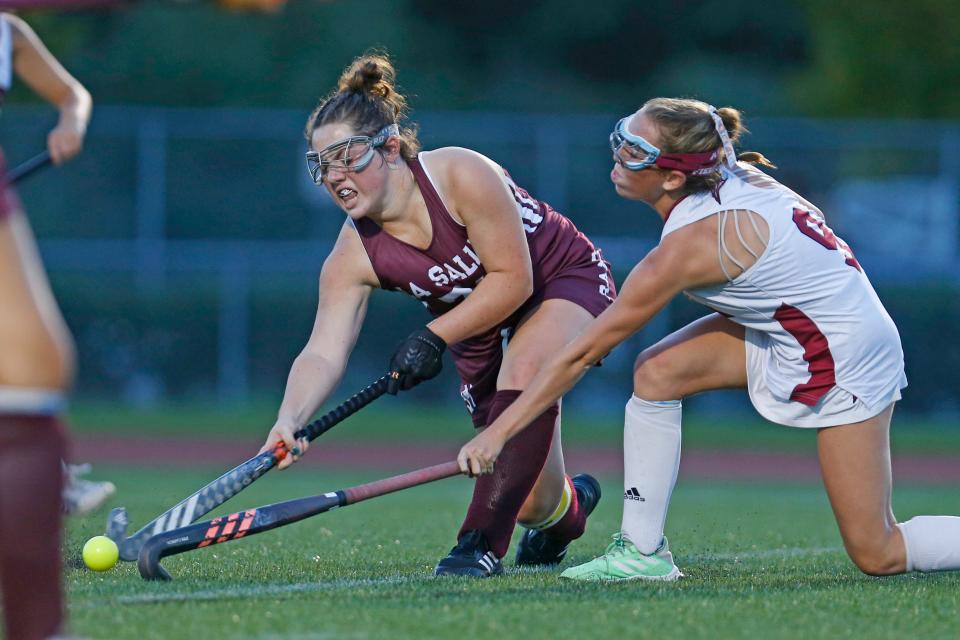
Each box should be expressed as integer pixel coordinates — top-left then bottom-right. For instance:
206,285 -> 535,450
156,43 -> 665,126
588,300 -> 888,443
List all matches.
898,516 -> 960,572
620,395 -> 682,555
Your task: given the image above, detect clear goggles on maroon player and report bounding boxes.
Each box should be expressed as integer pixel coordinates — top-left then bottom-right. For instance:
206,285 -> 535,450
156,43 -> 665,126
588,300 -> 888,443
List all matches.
306,123 -> 399,185
610,116 -> 721,175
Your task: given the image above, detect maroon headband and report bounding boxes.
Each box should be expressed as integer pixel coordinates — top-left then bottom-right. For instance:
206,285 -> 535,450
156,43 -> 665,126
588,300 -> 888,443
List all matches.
655,149 -> 721,175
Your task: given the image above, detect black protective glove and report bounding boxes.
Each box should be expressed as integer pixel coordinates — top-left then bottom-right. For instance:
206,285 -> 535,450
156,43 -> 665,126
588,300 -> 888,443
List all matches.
387,326 -> 447,395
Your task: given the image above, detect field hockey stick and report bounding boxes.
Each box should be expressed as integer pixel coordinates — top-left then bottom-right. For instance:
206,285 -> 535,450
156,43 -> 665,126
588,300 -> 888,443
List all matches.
6,150 -> 52,185
138,460 -> 462,580
107,373 -> 393,562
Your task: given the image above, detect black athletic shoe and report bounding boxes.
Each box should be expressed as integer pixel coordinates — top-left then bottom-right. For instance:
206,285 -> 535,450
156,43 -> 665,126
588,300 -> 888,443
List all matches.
515,473 -> 603,567
434,529 -> 504,577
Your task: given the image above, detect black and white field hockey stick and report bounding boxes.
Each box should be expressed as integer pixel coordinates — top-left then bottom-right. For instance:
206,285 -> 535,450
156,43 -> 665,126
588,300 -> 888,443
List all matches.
107,374 -> 393,562
6,150 -> 52,185
138,460 -> 462,581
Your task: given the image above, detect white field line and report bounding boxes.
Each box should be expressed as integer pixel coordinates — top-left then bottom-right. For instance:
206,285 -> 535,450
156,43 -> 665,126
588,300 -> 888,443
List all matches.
74,546 -> 847,610
75,575 -> 416,608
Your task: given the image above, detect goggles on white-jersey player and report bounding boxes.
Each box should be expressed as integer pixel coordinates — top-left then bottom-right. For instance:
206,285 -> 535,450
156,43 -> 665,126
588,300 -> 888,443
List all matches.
305,123 -> 399,185
610,116 -> 721,175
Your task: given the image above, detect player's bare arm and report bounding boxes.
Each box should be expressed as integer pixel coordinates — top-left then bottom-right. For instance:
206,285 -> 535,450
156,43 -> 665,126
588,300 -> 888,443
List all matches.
7,14 -> 91,164
420,148 -> 534,345
457,217 -> 727,476
260,222 -> 377,466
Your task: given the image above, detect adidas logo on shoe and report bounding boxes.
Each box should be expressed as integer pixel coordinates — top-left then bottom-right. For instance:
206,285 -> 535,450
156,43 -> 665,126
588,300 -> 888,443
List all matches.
623,487 -> 645,502
477,551 -> 499,573
434,530 -> 504,577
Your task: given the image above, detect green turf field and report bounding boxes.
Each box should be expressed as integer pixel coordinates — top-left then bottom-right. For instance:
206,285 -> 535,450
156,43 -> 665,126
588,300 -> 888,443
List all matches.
65,466 -> 960,640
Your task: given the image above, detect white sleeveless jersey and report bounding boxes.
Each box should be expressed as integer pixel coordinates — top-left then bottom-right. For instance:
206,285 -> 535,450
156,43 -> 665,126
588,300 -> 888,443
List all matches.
0,16 -> 11,101
662,162 -> 906,410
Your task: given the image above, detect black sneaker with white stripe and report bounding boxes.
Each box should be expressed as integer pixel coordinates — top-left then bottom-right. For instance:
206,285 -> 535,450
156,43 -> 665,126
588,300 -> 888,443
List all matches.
434,529 -> 503,577
515,473 -> 602,566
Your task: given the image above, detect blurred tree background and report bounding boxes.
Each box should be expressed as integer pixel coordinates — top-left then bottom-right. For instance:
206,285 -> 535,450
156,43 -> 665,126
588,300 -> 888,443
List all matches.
13,0 -> 958,117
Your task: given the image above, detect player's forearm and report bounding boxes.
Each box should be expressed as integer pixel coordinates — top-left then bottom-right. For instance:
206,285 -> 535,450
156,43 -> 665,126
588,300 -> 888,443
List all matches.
275,352 -> 344,427
427,271 -> 532,345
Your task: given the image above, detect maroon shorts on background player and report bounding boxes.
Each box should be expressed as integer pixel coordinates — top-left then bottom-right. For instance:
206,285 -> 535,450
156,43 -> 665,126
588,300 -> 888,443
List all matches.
0,414 -> 67,640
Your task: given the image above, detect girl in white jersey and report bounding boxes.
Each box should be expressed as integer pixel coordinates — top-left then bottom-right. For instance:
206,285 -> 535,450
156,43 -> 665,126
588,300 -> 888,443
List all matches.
457,97 -> 960,581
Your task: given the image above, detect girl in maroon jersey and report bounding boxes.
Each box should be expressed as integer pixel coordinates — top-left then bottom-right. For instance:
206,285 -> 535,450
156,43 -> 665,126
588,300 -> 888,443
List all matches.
0,12 -> 91,640
259,53 -> 616,577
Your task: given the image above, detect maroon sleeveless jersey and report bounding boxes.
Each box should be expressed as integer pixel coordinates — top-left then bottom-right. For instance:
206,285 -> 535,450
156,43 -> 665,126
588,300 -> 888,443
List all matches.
353,156 -> 610,320
352,155 -> 615,425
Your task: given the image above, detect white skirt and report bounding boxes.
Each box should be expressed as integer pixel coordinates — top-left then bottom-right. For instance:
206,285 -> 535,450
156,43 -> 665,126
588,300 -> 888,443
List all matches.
744,328 -> 904,429
0,386 -> 67,415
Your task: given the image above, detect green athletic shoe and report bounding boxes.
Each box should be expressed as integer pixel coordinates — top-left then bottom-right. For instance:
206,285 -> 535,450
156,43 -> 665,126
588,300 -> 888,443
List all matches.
559,533 -> 683,582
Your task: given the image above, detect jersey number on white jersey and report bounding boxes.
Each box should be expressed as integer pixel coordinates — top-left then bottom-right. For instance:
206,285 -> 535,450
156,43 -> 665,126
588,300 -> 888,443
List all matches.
792,208 -> 862,272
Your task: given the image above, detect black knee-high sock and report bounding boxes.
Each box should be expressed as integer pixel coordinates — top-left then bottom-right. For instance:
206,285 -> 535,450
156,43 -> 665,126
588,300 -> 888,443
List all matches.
458,390 -> 558,558
0,414 -> 67,640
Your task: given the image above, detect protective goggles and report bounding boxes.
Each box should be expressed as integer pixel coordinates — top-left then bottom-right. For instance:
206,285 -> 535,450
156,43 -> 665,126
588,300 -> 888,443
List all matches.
306,123 -> 399,185
609,116 -> 721,175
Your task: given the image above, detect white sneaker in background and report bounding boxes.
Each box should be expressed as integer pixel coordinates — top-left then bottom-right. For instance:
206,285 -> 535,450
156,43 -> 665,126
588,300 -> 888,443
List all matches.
63,463 -> 116,516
